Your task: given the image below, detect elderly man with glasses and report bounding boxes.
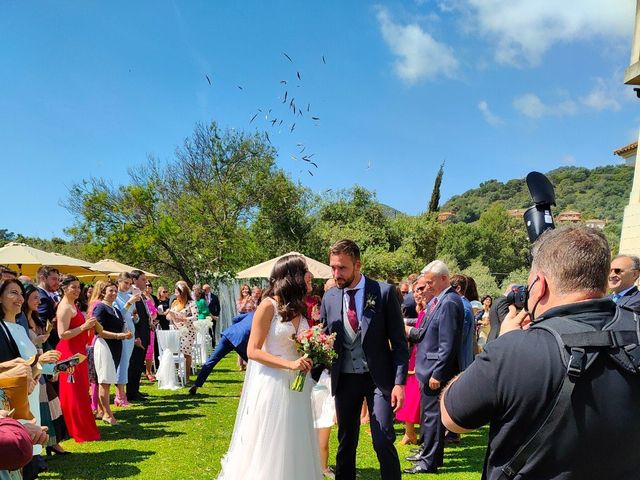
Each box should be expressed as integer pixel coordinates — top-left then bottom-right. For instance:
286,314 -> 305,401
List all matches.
608,254 -> 640,308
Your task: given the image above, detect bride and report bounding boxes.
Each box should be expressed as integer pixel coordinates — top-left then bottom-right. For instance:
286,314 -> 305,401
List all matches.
218,255 -> 322,479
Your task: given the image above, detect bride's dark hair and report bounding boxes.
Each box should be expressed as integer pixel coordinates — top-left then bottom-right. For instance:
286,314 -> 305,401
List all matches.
263,254 -> 308,322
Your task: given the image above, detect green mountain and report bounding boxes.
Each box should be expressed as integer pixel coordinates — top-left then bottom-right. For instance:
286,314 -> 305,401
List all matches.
441,164 -> 634,224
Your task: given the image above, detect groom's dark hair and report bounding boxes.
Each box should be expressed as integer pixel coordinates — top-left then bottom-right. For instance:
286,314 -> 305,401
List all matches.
330,239 -> 361,262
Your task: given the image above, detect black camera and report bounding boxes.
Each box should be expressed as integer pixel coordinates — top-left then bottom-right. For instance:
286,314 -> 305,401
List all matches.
505,171 -> 557,310
523,172 -> 556,243
506,284 -> 528,310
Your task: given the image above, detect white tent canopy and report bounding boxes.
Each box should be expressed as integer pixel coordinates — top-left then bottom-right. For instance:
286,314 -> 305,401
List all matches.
91,259 -> 158,278
0,242 -> 96,277
236,252 -> 332,279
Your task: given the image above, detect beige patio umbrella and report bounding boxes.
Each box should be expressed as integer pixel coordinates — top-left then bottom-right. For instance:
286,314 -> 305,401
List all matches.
0,242 -> 96,277
236,252 -> 332,279
91,259 -> 158,278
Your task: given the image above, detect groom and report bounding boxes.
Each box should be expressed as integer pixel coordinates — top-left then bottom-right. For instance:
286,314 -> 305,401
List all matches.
320,239 -> 409,480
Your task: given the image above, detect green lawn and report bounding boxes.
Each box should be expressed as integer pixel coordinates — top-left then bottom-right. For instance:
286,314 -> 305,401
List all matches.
39,357 -> 486,479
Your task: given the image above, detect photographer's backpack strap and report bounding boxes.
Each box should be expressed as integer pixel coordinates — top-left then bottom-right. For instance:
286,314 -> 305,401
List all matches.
498,309 -> 640,480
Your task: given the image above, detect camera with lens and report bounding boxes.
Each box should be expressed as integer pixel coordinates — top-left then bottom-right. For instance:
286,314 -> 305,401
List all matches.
506,285 -> 528,310
504,172 -> 557,310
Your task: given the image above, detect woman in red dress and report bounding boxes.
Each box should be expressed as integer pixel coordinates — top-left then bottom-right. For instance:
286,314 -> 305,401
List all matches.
56,275 -> 101,442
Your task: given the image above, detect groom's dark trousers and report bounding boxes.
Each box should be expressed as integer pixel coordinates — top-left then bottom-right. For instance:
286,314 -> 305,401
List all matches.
320,276 -> 408,480
335,373 -> 401,480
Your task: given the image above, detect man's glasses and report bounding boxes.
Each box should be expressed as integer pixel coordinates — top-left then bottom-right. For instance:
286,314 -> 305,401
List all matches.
611,268 -> 638,275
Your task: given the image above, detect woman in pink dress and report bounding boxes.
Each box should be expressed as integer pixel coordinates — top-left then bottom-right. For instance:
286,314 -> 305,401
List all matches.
56,275 -> 101,442
395,278 -> 427,445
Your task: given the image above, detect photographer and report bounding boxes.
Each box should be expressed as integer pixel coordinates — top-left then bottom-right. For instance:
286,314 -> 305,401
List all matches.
440,226 -> 640,479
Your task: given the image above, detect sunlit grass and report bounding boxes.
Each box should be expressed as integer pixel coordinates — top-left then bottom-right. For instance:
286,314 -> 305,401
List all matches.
39,356 -> 486,479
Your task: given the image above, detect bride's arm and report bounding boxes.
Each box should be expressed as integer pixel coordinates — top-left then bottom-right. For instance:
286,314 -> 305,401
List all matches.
247,300 -> 312,372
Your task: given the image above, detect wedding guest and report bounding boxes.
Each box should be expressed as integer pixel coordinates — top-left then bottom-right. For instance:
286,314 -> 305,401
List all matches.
311,273 -> 336,478
195,289 -> 211,319
304,272 -> 321,326
93,282 -> 133,425
251,286 -> 263,306
87,280 -> 107,416
236,284 -> 256,313
56,275 -> 100,442
36,266 -> 60,348
113,273 -> 137,406
0,266 -> 17,280
156,287 -> 170,330
143,284 -> 158,382
477,295 -> 492,352
203,284 -> 220,348
395,275 -> 430,446
0,278 -> 62,479
167,281 -> 197,385
126,270 -> 152,402
22,284 -> 69,455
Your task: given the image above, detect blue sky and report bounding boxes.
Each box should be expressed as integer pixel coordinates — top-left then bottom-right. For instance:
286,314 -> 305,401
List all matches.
1,0 -> 637,238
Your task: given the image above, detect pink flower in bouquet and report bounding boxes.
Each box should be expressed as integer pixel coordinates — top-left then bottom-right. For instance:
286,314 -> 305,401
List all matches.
290,325 -> 337,392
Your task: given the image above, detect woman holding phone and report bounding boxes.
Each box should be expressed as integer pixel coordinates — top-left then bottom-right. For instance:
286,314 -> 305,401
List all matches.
56,275 -> 101,442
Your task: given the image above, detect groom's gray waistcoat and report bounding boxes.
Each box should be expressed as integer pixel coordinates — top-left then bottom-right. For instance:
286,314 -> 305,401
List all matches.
319,276 -> 409,397
341,330 -> 369,374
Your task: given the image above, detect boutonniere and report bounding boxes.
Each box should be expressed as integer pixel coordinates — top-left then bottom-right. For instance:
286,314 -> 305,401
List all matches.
365,294 -> 377,312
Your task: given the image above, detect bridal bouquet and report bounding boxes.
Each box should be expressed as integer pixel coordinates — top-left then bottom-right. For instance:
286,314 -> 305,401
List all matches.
290,325 -> 337,392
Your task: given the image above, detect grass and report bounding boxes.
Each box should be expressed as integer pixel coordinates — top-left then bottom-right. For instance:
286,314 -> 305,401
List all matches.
39,356 -> 486,479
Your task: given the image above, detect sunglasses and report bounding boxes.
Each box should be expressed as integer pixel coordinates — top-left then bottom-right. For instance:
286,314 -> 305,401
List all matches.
611,268 -> 638,275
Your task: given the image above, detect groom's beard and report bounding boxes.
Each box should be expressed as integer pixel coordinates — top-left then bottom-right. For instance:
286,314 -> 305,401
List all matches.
334,272 -> 355,289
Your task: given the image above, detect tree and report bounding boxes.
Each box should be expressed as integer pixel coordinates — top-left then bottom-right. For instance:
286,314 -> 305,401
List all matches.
462,259 -> 500,297
0,229 -> 16,247
428,161 -> 445,213
67,121 -> 282,285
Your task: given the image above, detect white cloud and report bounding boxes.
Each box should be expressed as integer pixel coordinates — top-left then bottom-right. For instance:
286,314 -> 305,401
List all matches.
514,73 -> 634,119
478,100 -> 503,126
376,7 -> 459,83
462,0 -> 634,66
560,154 -> 577,166
579,75 -> 633,112
512,93 -> 577,118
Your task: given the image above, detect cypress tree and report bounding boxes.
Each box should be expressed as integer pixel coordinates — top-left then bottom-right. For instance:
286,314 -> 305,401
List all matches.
428,161 -> 445,213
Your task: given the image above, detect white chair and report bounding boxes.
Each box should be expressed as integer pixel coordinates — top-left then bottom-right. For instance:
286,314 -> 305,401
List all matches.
156,329 -> 186,389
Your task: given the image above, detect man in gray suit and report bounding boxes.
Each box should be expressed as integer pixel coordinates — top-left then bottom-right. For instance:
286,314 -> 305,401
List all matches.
608,254 -> 640,309
321,239 -> 408,480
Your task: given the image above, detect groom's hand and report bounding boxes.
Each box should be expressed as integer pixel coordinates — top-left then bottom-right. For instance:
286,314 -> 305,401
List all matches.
391,385 -> 405,413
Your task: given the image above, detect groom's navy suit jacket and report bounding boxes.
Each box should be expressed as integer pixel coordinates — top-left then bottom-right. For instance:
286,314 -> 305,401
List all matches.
320,276 -> 408,397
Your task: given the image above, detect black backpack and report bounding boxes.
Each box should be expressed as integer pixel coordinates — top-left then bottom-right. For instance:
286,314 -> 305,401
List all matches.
498,305 -> 640,480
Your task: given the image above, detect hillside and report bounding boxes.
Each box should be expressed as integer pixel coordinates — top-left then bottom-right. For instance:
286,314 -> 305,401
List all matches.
441,164 -> 634,224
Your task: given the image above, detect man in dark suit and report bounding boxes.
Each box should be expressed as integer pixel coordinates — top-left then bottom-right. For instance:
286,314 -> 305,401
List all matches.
404,260 -> 464,474
400,281 -> 418,321
203,284 -> 221,348
608,254 -> 640,309
189,311 -> 253,395
36,266 -> 61,348
321,239 -> 408,480
127,269 -> 152,401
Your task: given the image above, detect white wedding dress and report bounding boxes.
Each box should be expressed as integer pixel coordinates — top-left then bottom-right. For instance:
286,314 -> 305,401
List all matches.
217,298 -> 322,480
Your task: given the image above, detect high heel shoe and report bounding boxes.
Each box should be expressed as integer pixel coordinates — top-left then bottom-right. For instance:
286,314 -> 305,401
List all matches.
114,394 -> 130,407
102,416 -> 118,426
46,446 -> 71,456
